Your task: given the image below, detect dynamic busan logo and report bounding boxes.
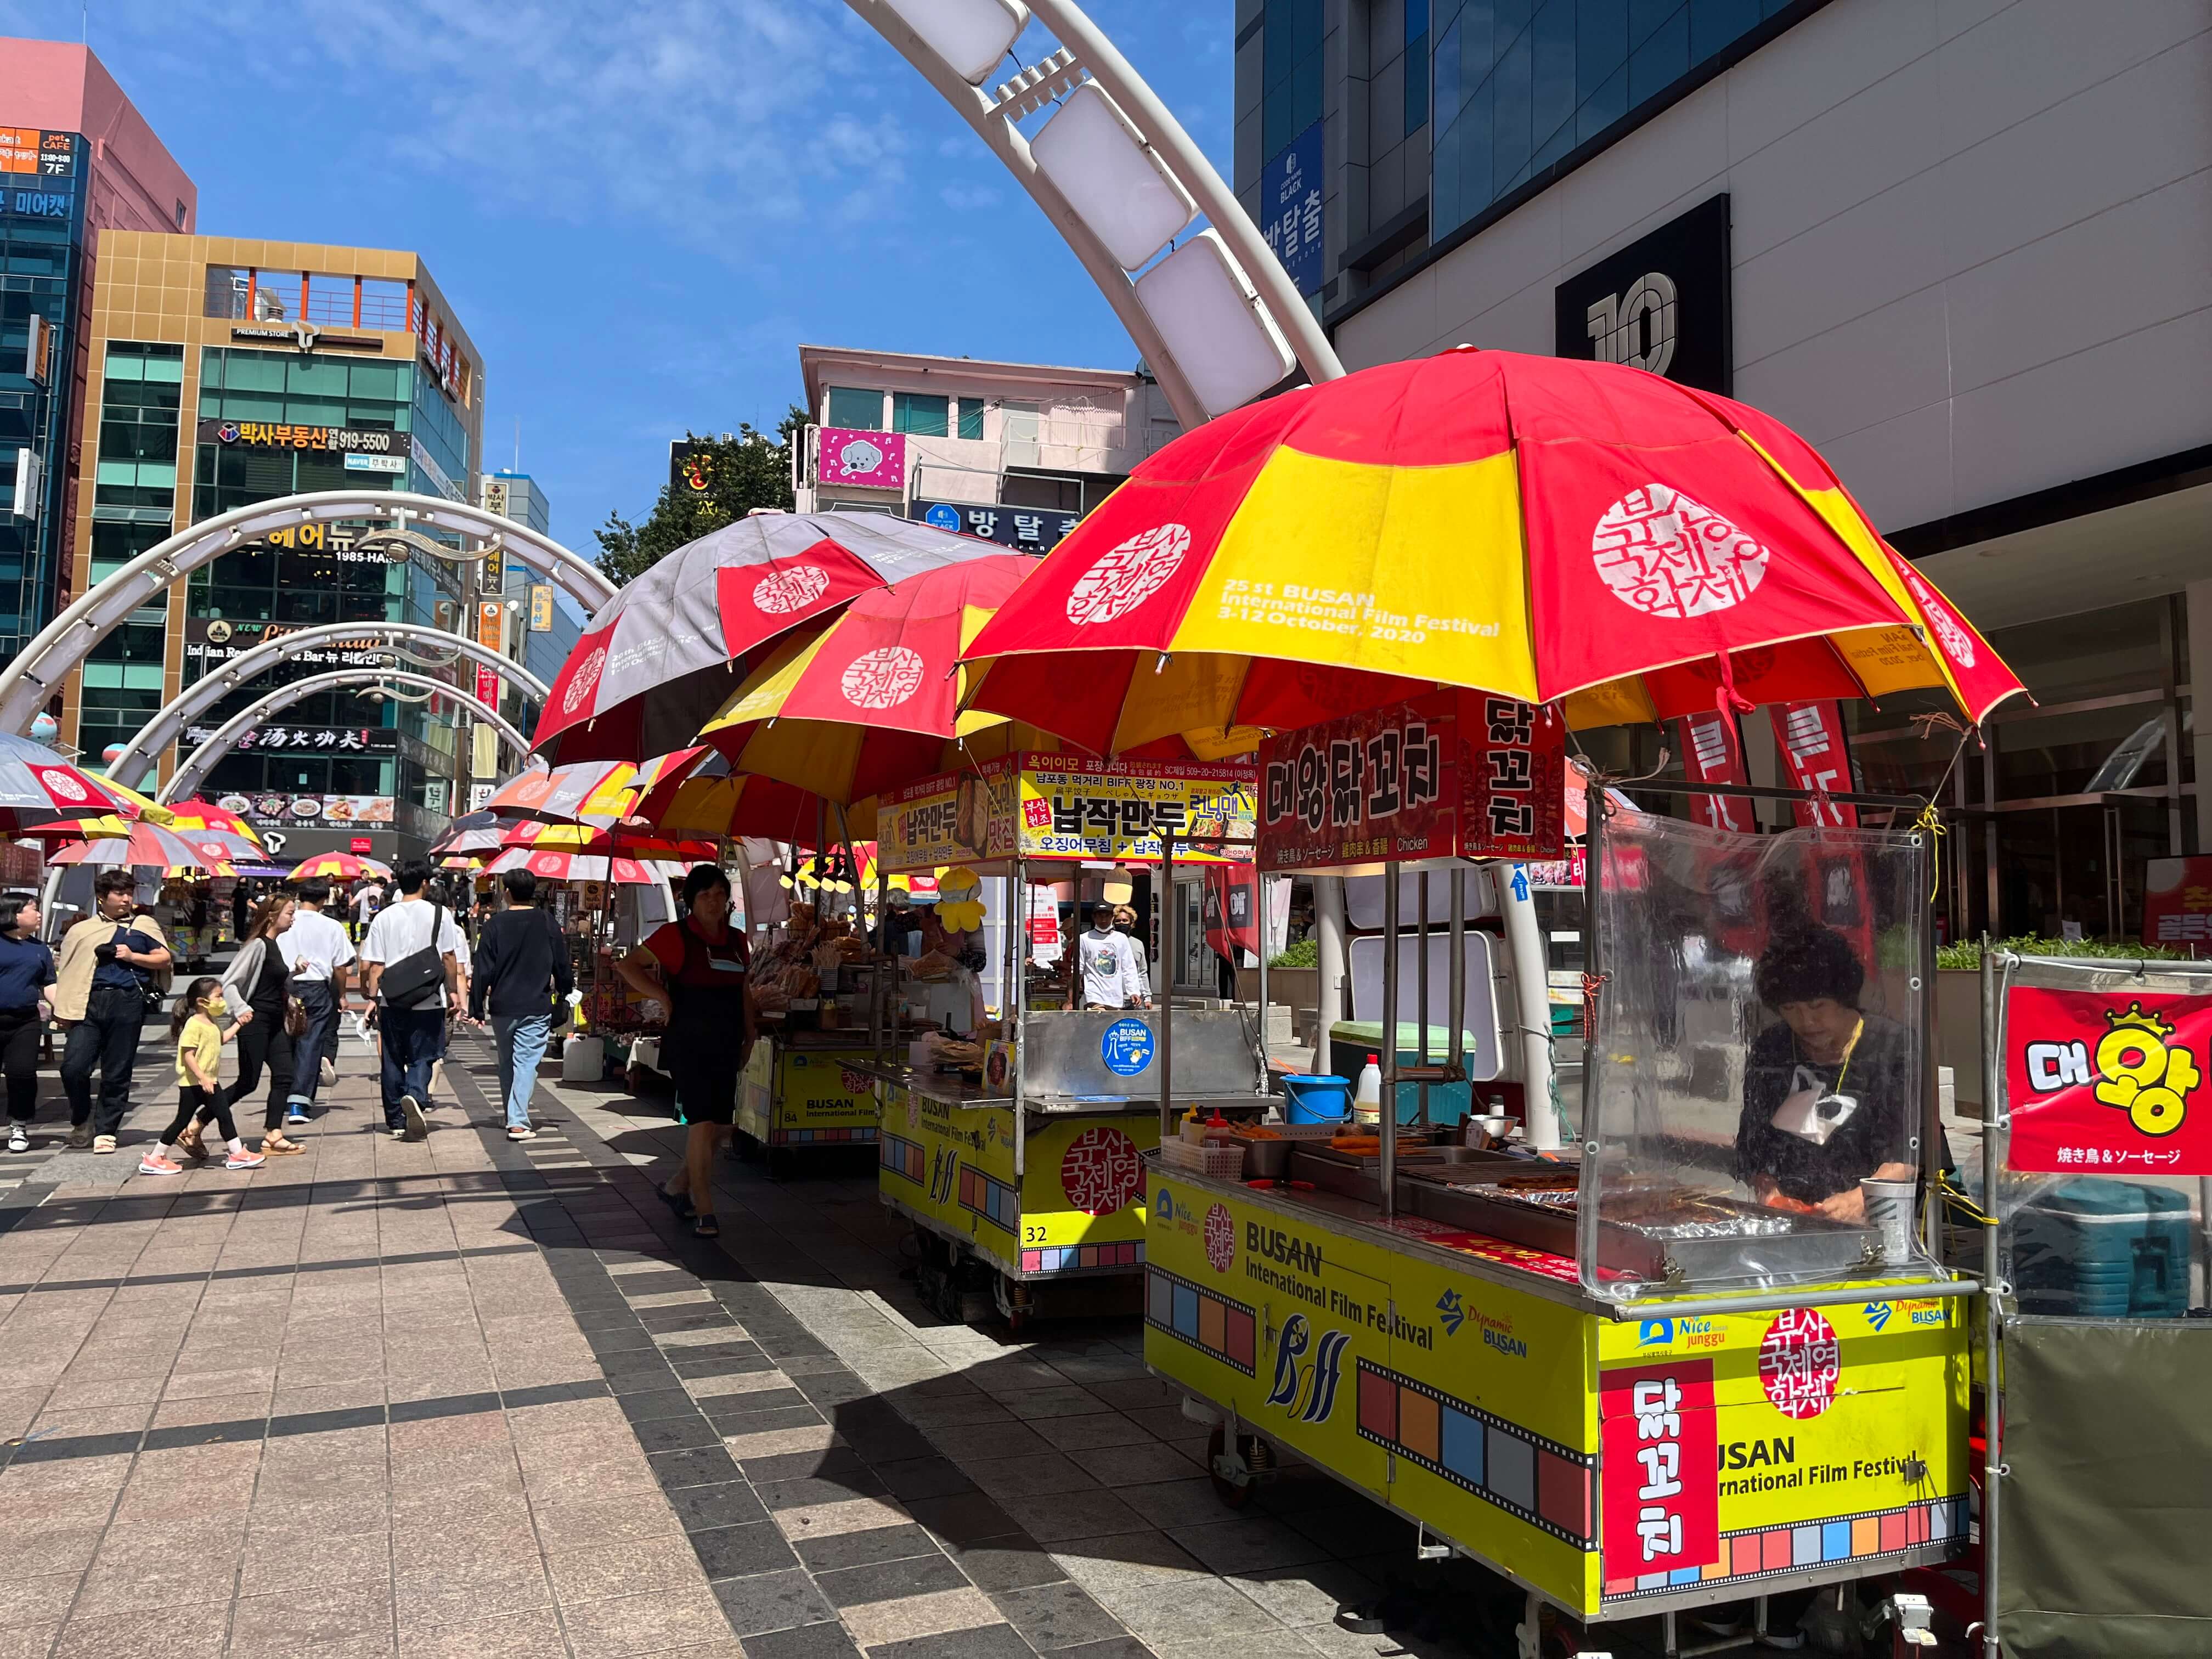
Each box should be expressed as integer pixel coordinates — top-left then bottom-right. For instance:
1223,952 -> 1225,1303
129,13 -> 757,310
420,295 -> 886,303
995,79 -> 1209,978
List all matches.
1435,1289 -> 1466,1338
1863,1301 -> 1894,1333
1265,1314 -> 1349,1426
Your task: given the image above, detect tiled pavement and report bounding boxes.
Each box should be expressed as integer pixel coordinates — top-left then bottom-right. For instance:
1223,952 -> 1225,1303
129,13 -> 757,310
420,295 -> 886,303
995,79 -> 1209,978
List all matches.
0,1024 -> 1664,1659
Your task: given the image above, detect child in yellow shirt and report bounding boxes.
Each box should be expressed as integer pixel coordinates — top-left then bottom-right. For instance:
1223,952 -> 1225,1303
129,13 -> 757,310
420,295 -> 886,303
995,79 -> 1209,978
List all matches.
140,978 -> 264,1174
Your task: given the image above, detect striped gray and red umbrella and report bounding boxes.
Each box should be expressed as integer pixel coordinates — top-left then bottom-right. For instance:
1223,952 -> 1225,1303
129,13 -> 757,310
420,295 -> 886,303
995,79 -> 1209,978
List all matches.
0,733 -> 134,830
532,511 -> 1013,766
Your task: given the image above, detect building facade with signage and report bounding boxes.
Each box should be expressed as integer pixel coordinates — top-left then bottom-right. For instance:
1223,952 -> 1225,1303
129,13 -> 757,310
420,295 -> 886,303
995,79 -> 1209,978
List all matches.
475,467 -> 579,782
61,232 -> 487,863
1238,0 -> 2212,943
791,345 -> 1182,548
0,41 -> 195,663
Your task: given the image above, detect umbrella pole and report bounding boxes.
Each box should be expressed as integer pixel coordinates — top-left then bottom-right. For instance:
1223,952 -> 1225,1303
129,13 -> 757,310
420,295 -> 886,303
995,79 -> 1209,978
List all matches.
1159,830 -> 1175,1143
1416,870 -> 1431,1128
1380,862 -> 1399,1221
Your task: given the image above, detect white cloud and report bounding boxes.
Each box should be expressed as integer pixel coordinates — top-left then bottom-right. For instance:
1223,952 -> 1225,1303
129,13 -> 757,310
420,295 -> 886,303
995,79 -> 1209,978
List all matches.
939,182 -> 1002,211
88,0 -> 912,260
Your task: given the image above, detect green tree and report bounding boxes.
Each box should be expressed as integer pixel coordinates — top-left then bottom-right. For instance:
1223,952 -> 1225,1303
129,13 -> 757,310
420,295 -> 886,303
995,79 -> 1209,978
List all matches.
594,406 -> 809,586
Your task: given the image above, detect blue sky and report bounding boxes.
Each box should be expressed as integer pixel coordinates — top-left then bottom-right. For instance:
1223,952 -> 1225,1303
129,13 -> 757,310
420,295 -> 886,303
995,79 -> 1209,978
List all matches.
5,1 -> 1237,551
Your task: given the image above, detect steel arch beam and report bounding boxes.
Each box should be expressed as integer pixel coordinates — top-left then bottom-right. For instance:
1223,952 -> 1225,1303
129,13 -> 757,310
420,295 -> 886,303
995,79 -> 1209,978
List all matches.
844,0 -> 1344,430
0,491 -> 613,737
159,669 -> 531,805
105,622 -> 550,793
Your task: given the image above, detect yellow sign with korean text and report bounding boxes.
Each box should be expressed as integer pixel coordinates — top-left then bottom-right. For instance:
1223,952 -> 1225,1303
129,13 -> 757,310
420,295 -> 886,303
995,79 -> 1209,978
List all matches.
878,1085 -> 1154,1279
1142,1178 -> 1968,1619
1015,753 -> 1256,866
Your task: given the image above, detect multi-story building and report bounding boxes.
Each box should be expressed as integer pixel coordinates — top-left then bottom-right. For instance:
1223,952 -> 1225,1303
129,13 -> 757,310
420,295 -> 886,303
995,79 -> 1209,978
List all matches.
63,232 -> 487,863
1237,0 -> 2212,943
0,41 -> 194,662
793,345 -> 1182,547
475,467 -> 580,789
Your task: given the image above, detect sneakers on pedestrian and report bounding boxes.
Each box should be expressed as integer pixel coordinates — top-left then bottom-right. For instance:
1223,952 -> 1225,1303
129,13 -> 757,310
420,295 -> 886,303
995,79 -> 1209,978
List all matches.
224,1149 -> 267,1170
506,1124 -> 537,1142
319,1058 -> 336,1086
400,1094 -> 428,1142
65,1124 -> 91,1149
387,1125 -> 408,1139
137,1152 -> 183,1176
93,1134 -> 116,1154
284,1107 -> 310,1125
6,1121 -> 27,1153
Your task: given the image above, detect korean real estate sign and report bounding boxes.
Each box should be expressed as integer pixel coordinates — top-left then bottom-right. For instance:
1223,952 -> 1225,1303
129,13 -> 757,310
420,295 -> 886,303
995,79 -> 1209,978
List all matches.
1257,690 -> 1567,873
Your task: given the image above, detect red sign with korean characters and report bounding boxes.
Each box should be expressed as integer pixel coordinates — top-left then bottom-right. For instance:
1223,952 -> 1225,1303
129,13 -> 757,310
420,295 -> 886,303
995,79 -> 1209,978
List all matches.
2141,855 -> 2212,949
1256,689 -> 1566,873
1599,1357 -> 1720,1586
2004,984 -> 2212,1175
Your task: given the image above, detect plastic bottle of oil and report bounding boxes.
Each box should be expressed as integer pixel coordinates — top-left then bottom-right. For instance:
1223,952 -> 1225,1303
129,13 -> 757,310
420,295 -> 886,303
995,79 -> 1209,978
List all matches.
1353,1053 -> 1382,1126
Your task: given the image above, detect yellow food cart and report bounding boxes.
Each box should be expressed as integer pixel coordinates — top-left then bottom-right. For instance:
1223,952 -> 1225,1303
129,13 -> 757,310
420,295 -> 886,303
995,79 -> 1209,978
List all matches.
1146,695 -> 1978,1652
871,749 -> 1263,1328
737,1034 -> 883,1170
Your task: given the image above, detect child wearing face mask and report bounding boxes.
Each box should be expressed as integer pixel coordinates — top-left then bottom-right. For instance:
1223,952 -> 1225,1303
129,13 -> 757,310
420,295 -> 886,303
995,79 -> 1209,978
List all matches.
140,977 -> 264,1175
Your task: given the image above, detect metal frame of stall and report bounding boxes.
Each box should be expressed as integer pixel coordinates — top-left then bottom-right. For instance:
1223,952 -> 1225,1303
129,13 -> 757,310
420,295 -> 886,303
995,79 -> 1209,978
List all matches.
1148,776 -> 1985,1657
869,824 -> 1271,1327
1973,945 -> 2212,1659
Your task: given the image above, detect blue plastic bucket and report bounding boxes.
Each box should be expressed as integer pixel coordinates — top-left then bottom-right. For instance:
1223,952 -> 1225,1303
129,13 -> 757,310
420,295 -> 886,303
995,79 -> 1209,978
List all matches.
1280,1073 -> 1351,1124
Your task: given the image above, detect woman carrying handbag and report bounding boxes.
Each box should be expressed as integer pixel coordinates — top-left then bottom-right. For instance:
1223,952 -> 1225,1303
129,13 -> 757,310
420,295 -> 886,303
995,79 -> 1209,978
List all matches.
180,894 -> 305,1159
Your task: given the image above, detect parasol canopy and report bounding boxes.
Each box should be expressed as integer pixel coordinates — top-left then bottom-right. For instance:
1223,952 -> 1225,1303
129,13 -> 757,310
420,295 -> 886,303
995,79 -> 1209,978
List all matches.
496,820 -> 718,861
0,735 -> 145,830
430,812 -> 508,856
487,848 -> 689,885
959,349 -> 2024,754
291,852 -> 393,883
628,747 -> 868,843
47,822 -> 235,874
480,761 -> 638,826
535,512 -> 1016,765
696,554 -> 1037,804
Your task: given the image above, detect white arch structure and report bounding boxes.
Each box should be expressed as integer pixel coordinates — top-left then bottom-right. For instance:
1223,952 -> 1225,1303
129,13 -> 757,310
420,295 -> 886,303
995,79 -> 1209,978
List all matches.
0,491 -> 613,738
104,621 -> 550,793
847,0 -> 1345,426
159,669 -> 532,804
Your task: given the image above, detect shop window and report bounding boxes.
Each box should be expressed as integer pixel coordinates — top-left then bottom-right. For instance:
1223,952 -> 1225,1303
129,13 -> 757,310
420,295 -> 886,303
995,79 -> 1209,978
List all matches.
285,356 -> 348,397
213,351 -> 286,394
891,393 -> 948,437
347,360 -> 405,402
956,399 -> 984,441
827,386 -> 883,431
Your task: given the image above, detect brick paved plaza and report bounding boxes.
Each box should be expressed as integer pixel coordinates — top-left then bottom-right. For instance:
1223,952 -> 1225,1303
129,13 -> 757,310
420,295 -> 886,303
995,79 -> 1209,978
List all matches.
0,1033 -> 1631,1659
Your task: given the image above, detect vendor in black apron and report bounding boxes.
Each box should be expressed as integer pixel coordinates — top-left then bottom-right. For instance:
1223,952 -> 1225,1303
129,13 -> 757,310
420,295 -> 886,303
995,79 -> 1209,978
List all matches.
1735,925 -> 1916,1223
616,863 -> 755,1239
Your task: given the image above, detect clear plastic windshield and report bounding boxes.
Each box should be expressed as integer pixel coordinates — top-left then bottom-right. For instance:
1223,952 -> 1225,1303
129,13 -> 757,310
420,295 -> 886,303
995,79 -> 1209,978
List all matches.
1579,810 -> 1934,1300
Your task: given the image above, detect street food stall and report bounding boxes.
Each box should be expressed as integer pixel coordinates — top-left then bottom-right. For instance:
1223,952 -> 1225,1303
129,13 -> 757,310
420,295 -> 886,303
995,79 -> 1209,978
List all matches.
869,748 -> 1263,1327
734,898 -> 884,1167
1143,691 -> 1981,1649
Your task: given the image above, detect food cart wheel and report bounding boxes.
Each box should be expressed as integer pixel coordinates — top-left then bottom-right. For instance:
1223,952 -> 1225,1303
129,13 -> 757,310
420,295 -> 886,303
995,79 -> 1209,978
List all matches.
1206,1424 -> 1260,1509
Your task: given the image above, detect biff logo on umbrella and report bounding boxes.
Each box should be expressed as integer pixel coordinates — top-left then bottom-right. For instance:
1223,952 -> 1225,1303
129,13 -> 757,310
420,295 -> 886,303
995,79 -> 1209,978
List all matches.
1066,523 -> 1190,626
1592,483 -> 1769,619
561,646 -> 607,715
753,565 -> 830,616
839,646 -> 926,710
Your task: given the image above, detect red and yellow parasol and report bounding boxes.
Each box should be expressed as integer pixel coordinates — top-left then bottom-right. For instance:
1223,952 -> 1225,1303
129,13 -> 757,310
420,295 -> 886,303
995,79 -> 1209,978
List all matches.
291,851 -> 393,883
486,847 -> 689,885
696,555 -> 1040,804
959,349 -> 2023,752
44,821 -> 236,874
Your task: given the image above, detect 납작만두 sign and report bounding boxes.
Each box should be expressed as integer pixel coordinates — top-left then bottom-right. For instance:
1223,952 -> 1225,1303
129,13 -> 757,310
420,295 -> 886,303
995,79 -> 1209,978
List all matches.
1257,689 -> 1567,873
877,755 -> 1256,872
2003,983 -> 2212,1175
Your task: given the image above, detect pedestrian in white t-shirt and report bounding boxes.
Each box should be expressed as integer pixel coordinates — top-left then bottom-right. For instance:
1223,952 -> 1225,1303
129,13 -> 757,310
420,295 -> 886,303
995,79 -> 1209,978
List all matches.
1079,902 -> 1149,1010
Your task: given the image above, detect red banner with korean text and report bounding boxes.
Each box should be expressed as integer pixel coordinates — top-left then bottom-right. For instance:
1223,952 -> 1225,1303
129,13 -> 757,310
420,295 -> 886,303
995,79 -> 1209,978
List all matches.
2004,984 -> 2212,1175
1769,701 -> 1859,828
1599,1357 -> 1720,1588
1257,690 -> 1566,873
1675,710 -> 1751,833
2142,856 -> 2212,950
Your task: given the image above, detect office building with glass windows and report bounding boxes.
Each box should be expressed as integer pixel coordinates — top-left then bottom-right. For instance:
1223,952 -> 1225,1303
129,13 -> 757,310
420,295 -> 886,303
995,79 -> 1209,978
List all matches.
61,233 -> 486,862
0,40 -> 195,663
1234,0 -> 2212,943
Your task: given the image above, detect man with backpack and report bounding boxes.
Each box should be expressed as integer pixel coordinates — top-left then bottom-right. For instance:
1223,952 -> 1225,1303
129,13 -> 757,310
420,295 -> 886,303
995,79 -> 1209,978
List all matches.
466,869 -> 572,1142
358,859 -> 462,1142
